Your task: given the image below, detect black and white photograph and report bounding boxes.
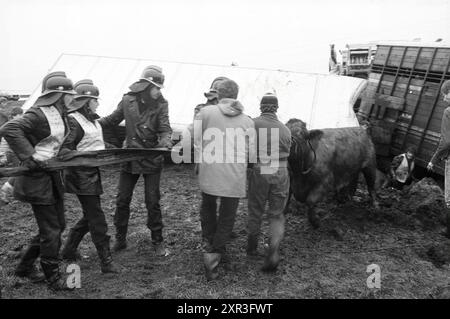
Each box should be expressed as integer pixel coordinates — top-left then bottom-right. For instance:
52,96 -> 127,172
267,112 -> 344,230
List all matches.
0,0 -> 450,302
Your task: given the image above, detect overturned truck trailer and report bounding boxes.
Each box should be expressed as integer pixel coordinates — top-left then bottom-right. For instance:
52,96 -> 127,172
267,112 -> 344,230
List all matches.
358,41 -> 450,175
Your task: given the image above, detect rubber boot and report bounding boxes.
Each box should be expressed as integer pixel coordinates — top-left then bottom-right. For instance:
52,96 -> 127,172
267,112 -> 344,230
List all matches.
261,216 -> 285,272
152,230 -> 168,256
202,237 -> 213,253
153,241 -> 168,257
61,229 -> 84,261
41,260 -> 74,291
203,252 -> 221,281
47,275 -> 75,292
96,238 -> 120,274
15,265 -> 45,283
246,234 -> 259,257
113,226 -> 128,252
14,239 -> 45,283
445,207 -> 450,239
307,206 -> 321,229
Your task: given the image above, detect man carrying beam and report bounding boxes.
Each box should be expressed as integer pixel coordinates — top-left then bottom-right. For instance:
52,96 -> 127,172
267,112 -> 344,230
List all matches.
99,66 -> 173,256
58,79 -> 120,274
0,71 -> 76,291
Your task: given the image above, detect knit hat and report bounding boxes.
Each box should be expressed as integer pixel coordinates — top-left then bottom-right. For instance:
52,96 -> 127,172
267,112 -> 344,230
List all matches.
441,80 -> 450,95
260,93 -> 278,112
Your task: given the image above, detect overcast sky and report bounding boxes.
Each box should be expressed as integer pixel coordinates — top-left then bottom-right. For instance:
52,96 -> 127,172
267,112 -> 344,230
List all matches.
1,0 -> 449,93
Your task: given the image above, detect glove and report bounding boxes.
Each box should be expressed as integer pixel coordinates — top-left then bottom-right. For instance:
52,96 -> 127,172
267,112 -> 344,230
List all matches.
0,156 -> 8,167
157,138 -> 173,149
23,157 -> 40,170
104,142 -> 116,149
58,149 -> 78,161
427,162 -> 434,172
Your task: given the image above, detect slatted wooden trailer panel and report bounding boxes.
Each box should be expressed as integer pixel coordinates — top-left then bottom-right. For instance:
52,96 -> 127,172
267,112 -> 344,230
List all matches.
358,42 -> 450,175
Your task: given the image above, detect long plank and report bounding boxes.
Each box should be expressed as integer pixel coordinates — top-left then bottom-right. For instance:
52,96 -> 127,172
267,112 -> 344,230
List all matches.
0,148 -> 171,177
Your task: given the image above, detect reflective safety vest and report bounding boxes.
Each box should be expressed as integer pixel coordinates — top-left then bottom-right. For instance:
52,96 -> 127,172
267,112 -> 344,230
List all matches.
33,106 -> 65,161
69,112 -> 105,152
395,154 -> 414,183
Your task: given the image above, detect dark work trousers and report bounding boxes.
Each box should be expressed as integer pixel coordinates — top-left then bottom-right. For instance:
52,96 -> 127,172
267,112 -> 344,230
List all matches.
71,195 -> 109,247
200,193 -> 240,254
114,170 -> 163,243
247,166 -> 290,237
21,198 -> 66,280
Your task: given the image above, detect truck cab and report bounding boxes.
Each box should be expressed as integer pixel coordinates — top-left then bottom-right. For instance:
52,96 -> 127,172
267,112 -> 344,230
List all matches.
341,43 -> 377,79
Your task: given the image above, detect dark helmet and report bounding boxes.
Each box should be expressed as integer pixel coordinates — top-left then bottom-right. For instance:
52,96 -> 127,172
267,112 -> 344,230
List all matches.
35,71 -> 76,107
68,79 -> 100,113
140,65 -> 165,88
74,79 -> 99,100
129,65 -> 165,93
40,71 -> 76,97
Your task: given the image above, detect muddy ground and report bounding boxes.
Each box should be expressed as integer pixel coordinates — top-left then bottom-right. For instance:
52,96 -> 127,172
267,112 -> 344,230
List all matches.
1,164 -> 450,299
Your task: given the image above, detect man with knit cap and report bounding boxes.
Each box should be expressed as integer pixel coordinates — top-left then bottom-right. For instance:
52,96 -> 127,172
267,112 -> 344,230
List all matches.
247,92 -> 291,272
59,79 -> 119,274
427,80 -> 450,238
99,66 -> 172,256
0,71 -> 76,290
193,78 -> 255,280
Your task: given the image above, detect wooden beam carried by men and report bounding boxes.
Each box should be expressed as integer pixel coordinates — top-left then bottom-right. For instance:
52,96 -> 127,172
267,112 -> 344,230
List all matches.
0,148 -> 171,177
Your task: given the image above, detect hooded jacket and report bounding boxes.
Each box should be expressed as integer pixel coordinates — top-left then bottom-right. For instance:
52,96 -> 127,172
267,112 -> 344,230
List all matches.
194,98 -> 255,198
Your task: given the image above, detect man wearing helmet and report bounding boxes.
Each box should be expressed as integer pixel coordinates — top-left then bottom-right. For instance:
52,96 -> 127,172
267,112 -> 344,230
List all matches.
99,66 -> 172,256
0,71 -> 76,290
58,79 -> 120,274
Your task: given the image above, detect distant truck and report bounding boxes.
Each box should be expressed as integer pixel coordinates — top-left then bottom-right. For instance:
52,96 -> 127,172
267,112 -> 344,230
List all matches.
340,43 -> 378,79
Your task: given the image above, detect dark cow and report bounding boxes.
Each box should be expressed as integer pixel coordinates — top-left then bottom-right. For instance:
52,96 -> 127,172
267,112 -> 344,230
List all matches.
286,118 -> 379,228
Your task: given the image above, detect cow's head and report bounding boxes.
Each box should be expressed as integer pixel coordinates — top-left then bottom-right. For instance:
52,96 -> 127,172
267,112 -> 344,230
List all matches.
286,118 -> 323,175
